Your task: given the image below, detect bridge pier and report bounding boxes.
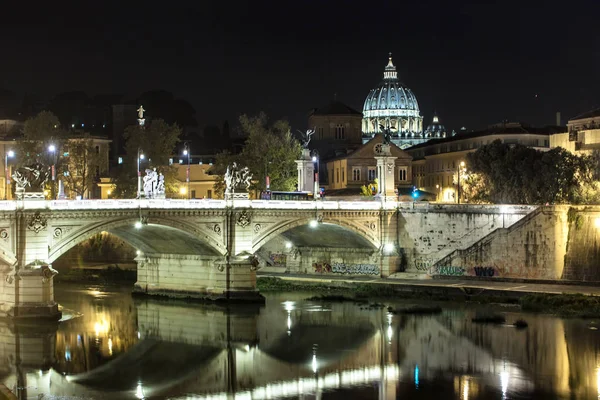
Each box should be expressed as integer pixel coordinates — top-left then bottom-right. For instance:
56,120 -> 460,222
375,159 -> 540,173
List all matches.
133,253 -> 263,302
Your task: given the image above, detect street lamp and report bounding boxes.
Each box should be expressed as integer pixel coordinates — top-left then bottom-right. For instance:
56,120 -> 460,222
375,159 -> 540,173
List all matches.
137,149 -> 144,198
183,142 -> 190,199
48,144 -> 57,199
457,161 -> 465,204
436,184 -> 441,202
311,150 -> 320,199
5,150 -> 14,200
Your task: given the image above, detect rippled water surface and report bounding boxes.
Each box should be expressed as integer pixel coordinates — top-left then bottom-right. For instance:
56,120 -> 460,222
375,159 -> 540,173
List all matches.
2,283 -> 600,399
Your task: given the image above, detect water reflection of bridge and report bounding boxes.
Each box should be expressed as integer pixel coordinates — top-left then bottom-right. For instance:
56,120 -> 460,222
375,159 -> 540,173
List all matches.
1,297 -> 599,399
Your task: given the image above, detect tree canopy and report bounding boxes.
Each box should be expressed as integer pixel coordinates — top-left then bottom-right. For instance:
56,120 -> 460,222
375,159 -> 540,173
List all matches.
463,140 -> 597,204
211,113 -> 301,197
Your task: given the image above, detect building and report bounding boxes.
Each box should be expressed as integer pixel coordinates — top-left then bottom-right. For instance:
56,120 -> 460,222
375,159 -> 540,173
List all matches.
308,100 -> 363,157
424,112 -> 450,138
362,54 -> 425,149
407,122 -> 559,202
324,134 -> 412,197
550,107 -> 600,155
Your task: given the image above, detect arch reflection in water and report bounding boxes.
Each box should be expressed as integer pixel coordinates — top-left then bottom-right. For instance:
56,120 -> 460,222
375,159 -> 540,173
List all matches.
3,287 -> 600,399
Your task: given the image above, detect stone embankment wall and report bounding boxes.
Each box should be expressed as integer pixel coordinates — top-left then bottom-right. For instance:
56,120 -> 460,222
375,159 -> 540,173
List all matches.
434,205 -> 600,281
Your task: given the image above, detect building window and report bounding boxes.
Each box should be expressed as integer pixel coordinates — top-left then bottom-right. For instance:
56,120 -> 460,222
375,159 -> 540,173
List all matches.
368,167 -> 376,181
118,157 -> 123,165
191,190 -> 196,198
335,125 -> 345,140
398,167 -> 407,182
95,145 -> 100,154
341,167 -> 345,183
352,167 -> 361,181
336,168 -> 340,183
318,127 -> 324,139
207,190 -> 212,199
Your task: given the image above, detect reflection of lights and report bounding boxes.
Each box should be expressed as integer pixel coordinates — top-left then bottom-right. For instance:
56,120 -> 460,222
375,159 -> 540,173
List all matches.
65,346 -> 71,362
595,217 -> 600,229
135,381 -> 145,399
282,301 -> 295,312
387,313 -> 393,342
463,377 -> 469,400
191,365 -> 400,400
597,367 -> 600,399
500,370 -> 509,398
94,320 -> 109,337
134,221 -> 142,229
77,335 -> 82,346
309,219 -> 318,228
287,312 -> 292,333
312,353 -> 318,373
108,337 -> 113,356
137,331 -> 141,339
414,365 -> 419,388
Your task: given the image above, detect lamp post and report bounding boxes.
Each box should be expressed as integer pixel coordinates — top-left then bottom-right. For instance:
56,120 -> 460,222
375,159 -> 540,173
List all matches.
48,144 -> 57,199
435,184 -> 440,202
457,161 -> 465,204
4,150 -> 14,200
137,149 -> 144,199
183,142 -> 190,199
311,150 -> 320,199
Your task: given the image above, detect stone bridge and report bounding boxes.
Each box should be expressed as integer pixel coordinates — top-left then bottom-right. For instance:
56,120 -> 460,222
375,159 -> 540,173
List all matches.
0,199 -> 535,318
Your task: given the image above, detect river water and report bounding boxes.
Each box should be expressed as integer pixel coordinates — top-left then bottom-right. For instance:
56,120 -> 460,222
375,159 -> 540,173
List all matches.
2,283 -> 600,399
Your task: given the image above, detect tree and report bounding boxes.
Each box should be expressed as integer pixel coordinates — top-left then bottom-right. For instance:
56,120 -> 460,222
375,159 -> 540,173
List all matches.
17,111 -> 66,167
212,113 -> 302,197
60,135 -> 108,199
466,140 -> 596,204
360,179 -> 378,196
111,119 -> 181,198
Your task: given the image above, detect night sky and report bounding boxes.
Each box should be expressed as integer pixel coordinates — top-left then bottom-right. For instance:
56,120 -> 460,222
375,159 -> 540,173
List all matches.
1,1 -> 599,132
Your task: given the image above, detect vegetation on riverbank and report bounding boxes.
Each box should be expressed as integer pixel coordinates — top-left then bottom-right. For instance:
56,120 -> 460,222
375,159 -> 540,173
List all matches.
259,277 -> 600,317
55,266 -> 136,284
520,293 -> 600,318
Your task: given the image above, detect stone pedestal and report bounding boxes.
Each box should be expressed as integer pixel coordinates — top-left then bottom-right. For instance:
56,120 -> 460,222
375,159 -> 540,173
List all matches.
1,265 -> 61,320
133,253 -> 264,303
375,145 -> 397,201
296,149 -> 315,193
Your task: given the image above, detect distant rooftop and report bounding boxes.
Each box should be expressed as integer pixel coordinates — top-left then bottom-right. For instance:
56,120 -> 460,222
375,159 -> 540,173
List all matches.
407,122 -> 564,151
570,107 -> 600,121
310,101 -> 362,116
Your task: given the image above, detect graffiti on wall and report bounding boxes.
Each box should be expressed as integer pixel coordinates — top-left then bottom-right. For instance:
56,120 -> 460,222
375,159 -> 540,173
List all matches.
429,265 -> 466,276
472,266 -> 495,277
269,253 -> 287,267
313,262 -> 332,273
414,258 -> 434,271
312,262 -> 380,275
332,263 -> 380,275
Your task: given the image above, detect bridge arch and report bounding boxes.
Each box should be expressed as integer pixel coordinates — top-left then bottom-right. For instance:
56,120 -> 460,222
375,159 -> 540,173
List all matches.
49,216 -> 226,264
252,216 -> 381,253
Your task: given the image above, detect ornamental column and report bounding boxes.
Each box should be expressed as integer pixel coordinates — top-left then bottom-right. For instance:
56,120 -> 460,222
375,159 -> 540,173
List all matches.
375,143 -> 397,202
296,149 -> 314,192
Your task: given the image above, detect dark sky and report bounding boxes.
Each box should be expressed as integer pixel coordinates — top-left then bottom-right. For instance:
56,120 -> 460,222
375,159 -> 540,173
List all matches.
1,1 -> 599,132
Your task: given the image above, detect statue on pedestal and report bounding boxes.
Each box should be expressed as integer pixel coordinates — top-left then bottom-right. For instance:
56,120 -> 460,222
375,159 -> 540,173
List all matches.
298,128 -> 315,149
225,162 -> 252,196
142,168 -> 165,199
12,163 -> 50,200
379,123 -> 395,146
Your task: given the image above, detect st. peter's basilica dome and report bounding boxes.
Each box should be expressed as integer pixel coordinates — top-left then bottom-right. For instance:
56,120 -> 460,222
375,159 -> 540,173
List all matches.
362,54 -> 425,149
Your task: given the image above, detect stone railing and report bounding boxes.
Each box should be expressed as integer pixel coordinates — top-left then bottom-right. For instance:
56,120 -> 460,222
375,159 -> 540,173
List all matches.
0,199 -> 538,213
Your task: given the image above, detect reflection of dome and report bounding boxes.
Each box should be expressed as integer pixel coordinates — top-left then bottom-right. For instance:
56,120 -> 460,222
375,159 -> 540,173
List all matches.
424,113 -> 447,138
362,53 -> 424,149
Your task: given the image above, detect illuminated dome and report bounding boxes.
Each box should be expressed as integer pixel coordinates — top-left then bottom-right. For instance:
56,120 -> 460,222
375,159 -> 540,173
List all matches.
362,53 -> 424,149
424,112 -> 447,138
